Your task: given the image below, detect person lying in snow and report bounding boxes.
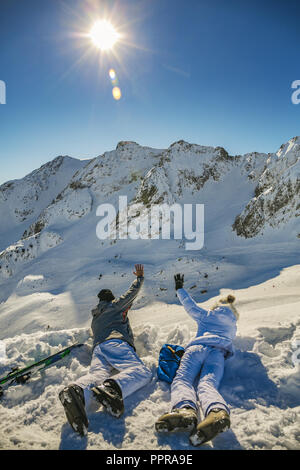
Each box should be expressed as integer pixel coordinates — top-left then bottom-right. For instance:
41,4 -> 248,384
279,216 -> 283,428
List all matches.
155,273 -> 239,446
59,264 -> 152,436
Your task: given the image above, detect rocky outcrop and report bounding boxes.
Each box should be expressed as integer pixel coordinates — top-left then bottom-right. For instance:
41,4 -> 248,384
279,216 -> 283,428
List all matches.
0,155 -> 87,249
0,231 -> 63,279
23,187 -> 93,238
233,137 -> 300,238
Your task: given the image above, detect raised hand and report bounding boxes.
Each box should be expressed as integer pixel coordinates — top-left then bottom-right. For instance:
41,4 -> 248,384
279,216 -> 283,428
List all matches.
133,264 -> 144,278
174,273 -> 184,290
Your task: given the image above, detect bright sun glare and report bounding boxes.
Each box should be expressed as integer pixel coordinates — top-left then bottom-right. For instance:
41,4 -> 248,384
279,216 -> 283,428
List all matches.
89,20 -> 120,50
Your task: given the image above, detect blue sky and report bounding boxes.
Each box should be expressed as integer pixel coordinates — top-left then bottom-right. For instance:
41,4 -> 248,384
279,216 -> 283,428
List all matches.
0,0 -> 299,184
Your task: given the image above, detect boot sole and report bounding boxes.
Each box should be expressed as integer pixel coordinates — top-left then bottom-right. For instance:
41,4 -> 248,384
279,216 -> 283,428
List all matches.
155,416 -> 197,434
59,387 -> 89,437
91,387 -> 124,418
190,417 -> 230,446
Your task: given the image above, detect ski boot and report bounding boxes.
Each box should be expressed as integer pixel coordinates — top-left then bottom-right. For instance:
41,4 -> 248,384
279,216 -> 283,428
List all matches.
155,407 -> 198,433
91,379 -> 124,418
189,408 -> 230,446
59,384 -> 89,437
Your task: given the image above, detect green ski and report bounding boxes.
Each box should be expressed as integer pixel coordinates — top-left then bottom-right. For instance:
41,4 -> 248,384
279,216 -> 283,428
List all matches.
0,343 -> 84,398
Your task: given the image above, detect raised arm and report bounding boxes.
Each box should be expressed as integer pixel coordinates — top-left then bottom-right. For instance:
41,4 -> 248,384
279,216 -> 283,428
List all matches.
114,264 -> 144,310
174,273 -> 207,321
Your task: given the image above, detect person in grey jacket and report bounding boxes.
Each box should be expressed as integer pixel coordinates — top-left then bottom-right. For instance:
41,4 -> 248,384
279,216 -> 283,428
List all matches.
59,264 -> 152,436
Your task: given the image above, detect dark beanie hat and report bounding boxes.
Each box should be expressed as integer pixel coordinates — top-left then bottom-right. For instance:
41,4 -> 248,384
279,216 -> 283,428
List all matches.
98,289 -> 115,302
227,294 -> 235,304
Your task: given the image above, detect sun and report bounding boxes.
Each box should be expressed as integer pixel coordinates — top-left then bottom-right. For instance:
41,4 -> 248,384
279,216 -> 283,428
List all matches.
89,20 -> 120,51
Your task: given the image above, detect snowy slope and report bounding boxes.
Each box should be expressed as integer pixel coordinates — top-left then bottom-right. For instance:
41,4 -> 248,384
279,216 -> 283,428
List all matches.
0,265 -> 299,450
0,137 -> 299,450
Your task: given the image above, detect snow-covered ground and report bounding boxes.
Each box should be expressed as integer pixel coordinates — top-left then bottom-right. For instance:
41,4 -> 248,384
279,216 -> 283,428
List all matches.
0,264 -> 299,450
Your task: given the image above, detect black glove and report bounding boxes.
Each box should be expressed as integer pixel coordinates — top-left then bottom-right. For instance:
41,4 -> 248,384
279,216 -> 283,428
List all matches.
174,273 -> 184,290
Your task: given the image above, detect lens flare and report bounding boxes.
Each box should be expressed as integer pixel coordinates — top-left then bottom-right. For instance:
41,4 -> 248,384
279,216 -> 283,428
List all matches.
112,86 -> 122,100
109,69 -> 116,80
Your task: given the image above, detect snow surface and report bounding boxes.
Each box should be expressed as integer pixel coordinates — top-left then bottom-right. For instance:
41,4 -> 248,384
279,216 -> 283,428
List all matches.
0,137 -> 299,450
0,265 -> 299,450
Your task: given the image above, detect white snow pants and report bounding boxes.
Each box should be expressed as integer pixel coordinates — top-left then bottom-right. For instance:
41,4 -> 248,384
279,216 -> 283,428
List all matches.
171,344 -> 230,417
76,339 -> 152,406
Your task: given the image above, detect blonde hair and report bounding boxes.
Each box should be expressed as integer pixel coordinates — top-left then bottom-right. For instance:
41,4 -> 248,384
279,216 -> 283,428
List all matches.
210,294 -> 239,320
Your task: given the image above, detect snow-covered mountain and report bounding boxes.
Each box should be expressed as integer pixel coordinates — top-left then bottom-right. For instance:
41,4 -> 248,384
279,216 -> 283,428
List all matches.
233,136 -> 300,238
0,137 -> 299,450
0,155 -> 88,251
22,141 -> 163,238
0,137 -> 299,293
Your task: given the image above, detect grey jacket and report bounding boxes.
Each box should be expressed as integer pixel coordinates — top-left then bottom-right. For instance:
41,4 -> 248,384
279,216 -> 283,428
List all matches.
91,276 -> 144,350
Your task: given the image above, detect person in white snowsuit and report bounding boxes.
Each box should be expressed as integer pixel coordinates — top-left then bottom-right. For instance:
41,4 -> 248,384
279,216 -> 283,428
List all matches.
156,274 -> 238,446
59,264 -> 152,436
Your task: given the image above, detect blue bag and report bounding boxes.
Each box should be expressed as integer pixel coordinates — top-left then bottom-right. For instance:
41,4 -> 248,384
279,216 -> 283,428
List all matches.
157,344 -> 185,384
